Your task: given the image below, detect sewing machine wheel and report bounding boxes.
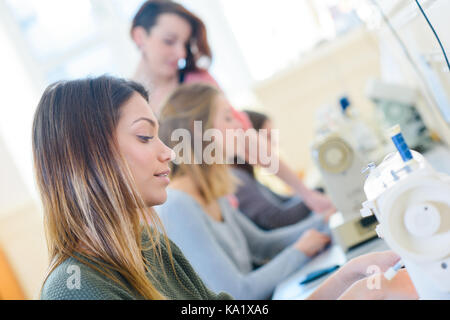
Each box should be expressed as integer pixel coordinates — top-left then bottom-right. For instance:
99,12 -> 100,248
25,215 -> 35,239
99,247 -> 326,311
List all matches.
317,136 -> 354,174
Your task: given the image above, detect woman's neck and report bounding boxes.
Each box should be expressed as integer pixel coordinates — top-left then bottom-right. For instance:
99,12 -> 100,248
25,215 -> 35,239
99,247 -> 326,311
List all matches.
133,59 -> 179,115
170,175 -> 224,222
134,58 -> 178,88
170,175 -> 202,201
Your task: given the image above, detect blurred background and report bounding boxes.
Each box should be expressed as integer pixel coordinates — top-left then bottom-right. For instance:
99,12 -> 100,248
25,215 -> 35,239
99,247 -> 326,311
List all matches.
0,0 -> 449,299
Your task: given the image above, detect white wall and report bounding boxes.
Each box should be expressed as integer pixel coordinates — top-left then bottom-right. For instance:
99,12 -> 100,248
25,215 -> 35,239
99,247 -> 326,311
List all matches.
0,7 -> 47,299
180,0 -> 257,107
0,7 -> 40,204
0,136 -> 32,216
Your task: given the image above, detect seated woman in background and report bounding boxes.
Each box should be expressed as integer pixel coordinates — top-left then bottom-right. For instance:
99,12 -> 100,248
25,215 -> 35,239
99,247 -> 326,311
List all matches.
157,83 -> 332,300
232,110 -> 322,230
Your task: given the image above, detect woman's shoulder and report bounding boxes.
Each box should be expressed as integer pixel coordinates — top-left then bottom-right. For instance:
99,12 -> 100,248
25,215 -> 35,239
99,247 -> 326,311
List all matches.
144,234 -> 234,300
40,256 -> 137,300
184,70 -> 219,87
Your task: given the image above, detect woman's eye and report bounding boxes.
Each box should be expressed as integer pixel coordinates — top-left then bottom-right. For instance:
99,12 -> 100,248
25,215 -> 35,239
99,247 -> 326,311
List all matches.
164,39 -> 175,45
137,135 -> 154,143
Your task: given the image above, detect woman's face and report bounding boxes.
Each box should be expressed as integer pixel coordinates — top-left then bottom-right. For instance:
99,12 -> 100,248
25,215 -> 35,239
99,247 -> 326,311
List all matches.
115,92 -> 173,206
213,94 -> 244,158
137,13 -> 192,79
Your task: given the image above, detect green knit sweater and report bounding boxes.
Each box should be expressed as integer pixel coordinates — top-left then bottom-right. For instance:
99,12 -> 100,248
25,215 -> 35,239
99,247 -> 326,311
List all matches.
40,232 -> 234,300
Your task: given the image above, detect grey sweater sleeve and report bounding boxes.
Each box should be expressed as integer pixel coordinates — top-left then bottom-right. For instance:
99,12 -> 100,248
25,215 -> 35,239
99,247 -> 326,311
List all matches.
227,200 -> 330,264
157,195 -> 311,300
232,168 -> 312,230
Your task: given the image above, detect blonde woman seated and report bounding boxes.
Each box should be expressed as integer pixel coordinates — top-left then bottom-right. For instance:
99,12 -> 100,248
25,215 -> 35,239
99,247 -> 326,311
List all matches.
157,84 -> 332,299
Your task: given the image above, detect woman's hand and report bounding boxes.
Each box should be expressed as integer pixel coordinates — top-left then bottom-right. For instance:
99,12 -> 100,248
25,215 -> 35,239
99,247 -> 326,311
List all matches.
294,229 -> 331,257
339,268 -> 418,300
307,250 -> 418,300
302,190 -> 336,216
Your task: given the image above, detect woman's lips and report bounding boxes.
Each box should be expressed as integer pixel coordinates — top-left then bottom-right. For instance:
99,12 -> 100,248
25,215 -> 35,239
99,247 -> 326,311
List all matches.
154,169 -> 170,176
154,170 -> 170,184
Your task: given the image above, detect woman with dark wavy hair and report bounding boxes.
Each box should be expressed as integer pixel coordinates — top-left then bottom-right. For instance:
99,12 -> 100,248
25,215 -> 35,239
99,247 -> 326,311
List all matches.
131,1 -> 209,110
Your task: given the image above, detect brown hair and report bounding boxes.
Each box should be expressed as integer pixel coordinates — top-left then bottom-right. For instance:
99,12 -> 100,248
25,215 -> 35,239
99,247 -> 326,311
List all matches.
33,75 -> 172,299
131,0 -> 212,76
235,110 -> 270,177
159,83 -> 236,204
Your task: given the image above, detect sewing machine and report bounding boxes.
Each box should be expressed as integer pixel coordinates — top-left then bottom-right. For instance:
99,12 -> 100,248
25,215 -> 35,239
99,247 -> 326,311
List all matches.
311,133 -> 378,252
366,79 -> 434,153
361,125 -> 450,299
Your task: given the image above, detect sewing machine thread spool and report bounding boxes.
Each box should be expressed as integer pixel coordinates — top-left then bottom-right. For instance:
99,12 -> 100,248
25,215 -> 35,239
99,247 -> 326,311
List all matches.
389,125 -> 413,162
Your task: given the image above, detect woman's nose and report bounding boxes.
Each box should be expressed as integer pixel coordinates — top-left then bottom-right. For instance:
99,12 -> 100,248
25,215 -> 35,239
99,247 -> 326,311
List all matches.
158,139 -> 174,162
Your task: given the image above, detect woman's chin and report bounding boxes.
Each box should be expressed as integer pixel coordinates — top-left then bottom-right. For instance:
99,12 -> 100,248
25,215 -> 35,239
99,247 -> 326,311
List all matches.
158,66 -> 178,79
146,192 -> 167,207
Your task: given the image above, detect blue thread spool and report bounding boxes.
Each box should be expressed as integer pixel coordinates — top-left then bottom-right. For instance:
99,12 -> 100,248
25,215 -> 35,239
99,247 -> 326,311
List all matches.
389,125 -> 413,162
339,96 -> 350,115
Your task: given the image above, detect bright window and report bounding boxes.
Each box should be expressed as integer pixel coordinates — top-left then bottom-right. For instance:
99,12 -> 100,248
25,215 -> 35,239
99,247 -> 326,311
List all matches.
219,0 -> 322,81
219,0 -> 369,81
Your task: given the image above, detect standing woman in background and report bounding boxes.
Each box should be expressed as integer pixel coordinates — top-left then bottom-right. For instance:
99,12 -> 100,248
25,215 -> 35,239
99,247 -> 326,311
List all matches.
130,0 -> 336,216
131,0 -> 228,115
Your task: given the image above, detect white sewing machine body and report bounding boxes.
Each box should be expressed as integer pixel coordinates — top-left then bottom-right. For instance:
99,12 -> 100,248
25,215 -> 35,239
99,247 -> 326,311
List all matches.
361,150 -> 450,299
366,79 -> 434,153
312,133 -> 378,252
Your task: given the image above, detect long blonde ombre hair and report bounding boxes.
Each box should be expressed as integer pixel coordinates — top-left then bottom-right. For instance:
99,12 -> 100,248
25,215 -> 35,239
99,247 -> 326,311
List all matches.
159,83 -> 236,204
33,76 -> 171,299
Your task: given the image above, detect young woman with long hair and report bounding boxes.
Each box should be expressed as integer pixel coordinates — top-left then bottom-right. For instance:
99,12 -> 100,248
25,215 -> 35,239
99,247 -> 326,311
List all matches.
35,76 -> 232,300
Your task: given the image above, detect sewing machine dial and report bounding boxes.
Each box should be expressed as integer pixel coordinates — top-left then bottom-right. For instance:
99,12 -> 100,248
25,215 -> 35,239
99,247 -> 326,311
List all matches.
317,136 -> 354,174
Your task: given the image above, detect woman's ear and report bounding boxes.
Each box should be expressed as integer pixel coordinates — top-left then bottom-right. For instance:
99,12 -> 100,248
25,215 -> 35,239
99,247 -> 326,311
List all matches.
131,26 -> 148,50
